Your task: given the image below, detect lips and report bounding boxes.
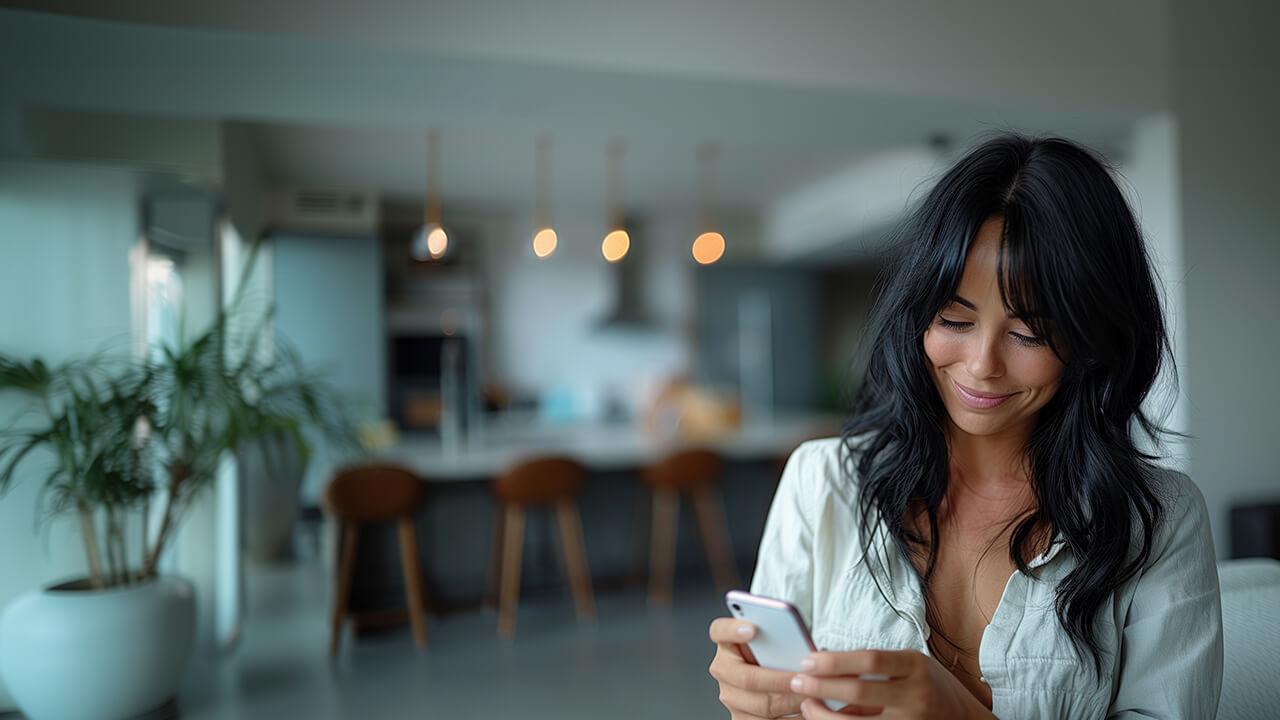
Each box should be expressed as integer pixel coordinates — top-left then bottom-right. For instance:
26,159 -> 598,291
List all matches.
951,378 -> 1015,410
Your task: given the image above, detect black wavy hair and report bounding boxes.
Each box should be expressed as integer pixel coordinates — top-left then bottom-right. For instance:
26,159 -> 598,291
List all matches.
843,134 -> 1173,676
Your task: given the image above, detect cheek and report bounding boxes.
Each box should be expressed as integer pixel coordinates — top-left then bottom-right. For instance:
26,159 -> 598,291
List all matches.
1015,353 -> 1065,392
922,327 -> 958,369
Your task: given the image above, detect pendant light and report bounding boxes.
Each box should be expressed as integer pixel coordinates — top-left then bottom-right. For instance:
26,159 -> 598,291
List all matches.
601,138 -> 630,263
692,143 -> 726,265
532,134 -> 557,258
411,129 -> 447,261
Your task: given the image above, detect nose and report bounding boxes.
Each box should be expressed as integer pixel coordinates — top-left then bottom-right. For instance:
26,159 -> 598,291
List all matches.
966,330 -> 1005,380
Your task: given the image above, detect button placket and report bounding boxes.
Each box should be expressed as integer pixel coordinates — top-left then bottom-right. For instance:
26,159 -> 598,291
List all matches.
979,566 -> 1027,692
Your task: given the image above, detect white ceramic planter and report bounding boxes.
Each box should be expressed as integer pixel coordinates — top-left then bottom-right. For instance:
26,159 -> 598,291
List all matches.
0,575 -> 195,720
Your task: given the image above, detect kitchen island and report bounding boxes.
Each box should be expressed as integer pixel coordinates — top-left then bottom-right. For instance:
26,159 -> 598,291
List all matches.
379,412 -> 843,481
346,413 -> 842,617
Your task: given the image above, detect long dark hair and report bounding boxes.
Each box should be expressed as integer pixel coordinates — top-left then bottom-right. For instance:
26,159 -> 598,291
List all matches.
844,134 -> 1173,675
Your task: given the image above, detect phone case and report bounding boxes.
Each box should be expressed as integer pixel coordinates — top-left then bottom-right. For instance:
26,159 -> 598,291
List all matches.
725,590 -> 846,712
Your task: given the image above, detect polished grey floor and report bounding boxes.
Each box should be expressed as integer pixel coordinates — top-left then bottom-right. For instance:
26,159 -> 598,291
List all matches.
178,560 -> 729,719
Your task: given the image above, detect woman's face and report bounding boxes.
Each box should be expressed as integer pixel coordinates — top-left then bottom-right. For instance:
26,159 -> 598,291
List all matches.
922,216 -> 1064,443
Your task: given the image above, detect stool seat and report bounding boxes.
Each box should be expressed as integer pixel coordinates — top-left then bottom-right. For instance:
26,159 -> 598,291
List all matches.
323,463 -> 429,655
325,464 -> 426,523
644,448 -> 723,493
493,457 -> 585,506
644,448 -> 740,607
488,456 -> 595,637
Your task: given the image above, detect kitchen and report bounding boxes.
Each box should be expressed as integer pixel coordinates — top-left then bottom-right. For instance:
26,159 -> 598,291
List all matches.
257,172 -> 870,610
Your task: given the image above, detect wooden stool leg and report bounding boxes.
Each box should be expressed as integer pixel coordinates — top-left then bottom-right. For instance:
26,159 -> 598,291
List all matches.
554,499 -> 596,621
691,485 -> 741,592
484,503 -> 505,610
498,504 -> 526,637
330,522 -> 360,656
397,516 -> 429,648
649,487 -> 680,608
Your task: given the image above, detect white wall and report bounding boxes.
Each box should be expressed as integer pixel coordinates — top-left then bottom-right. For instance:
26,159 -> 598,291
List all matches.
272,234 -> 384,502
764,146 -> 945,261
0,160 -> 139,711
1172,0 -> 1280,558
1117,114 -> 1188,470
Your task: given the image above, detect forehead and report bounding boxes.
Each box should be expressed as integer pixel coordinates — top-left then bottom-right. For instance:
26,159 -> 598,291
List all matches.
957,217 -> 1005,290
952,215 -> 1046,321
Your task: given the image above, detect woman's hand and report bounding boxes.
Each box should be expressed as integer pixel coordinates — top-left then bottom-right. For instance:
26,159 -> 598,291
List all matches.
787,649 -> 996,719
708,617 -> 806,719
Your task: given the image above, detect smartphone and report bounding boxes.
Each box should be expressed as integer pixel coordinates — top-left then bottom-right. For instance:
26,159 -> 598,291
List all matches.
724,590 -> 847,712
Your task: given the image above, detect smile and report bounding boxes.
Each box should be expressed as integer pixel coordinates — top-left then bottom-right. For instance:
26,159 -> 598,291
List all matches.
951,378 -> 1015,410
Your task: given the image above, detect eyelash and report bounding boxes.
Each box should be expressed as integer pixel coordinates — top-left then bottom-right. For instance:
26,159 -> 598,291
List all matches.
935,317 -> 1048,348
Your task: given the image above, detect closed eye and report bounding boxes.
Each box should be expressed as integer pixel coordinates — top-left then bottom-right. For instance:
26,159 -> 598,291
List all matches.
939,315 -> 1047,348
1010,332 -> 1047,347
937,317 -> 971,330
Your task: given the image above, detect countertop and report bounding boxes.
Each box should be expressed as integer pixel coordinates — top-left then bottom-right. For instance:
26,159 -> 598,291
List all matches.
377,413 -> 843,481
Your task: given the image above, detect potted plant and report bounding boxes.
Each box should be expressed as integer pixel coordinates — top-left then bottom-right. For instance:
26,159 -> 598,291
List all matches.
0,287 -> 358,719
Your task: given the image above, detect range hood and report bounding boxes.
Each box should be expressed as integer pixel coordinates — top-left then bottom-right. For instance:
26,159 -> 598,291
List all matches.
594,220 -> 661,331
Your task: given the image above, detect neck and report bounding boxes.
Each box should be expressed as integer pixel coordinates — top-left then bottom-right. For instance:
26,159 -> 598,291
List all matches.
941,424 -> 1036,524
944,422 -> 1032,486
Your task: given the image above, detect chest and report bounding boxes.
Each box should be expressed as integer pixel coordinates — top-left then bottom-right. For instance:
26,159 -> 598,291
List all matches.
925,540 -> 1016,640
912,531 -> 1021,709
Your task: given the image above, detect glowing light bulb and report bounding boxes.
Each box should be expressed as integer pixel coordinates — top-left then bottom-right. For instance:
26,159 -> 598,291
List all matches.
411,224 -> 449,261
427,226 -> 448,259
692,231 -> 725,265
602,229 -> 630,263
533,228 -> 558,258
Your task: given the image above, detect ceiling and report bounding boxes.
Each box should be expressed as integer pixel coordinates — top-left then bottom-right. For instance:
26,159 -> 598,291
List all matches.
0,2 -> 1167,215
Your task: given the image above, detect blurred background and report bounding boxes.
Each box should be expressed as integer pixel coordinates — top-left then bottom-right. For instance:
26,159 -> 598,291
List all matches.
0,1 -> 1276,718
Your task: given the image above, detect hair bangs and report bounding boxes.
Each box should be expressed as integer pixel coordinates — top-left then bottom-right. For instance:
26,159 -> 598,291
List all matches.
996,207 -> 1070,360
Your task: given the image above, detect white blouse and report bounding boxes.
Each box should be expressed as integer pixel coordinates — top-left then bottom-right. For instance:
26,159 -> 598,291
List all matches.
750,438 -> 1223,719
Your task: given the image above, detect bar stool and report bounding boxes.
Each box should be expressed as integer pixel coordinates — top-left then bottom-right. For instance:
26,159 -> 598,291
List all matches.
488,456 -> 595,637
323,463 -> 429,655
645,448 -> 741,607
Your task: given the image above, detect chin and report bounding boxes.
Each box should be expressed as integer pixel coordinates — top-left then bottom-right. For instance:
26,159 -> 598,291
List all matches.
952,422 -> 1009,437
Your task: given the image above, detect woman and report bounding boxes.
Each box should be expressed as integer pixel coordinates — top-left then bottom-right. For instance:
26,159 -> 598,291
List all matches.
709,135 -> 1222,719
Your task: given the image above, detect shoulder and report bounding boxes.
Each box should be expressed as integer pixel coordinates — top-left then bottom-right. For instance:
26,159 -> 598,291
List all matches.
1149,466 -> 1211,532
778,437 -> 860,508
768,436 -> 870,539
1128,465 -> 1216,578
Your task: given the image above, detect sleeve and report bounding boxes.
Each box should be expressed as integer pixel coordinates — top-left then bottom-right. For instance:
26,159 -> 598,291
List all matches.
1107,473 -> 1224,719
749,441 -> 819,628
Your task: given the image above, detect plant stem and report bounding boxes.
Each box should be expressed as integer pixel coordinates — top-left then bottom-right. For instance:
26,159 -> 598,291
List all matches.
109,506 -> 126,586
143,460 -> 185,578
78,502 -> 105,590
104,505 -> 116,585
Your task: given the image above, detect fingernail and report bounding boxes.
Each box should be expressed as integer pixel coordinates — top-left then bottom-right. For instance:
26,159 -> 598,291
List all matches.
790,676 -> 805,692
801,655 -> 816,671
736,624 -> 753,638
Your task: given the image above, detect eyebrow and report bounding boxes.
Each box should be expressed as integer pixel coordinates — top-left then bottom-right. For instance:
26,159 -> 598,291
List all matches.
949,295 -> 1040,320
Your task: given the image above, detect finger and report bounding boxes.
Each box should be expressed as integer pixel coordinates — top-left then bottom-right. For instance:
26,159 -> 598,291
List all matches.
720,657 -> 799,694
791,673 -> 906,709
709,642 -> 801,697
803,649 -> 923,679
799,697 -> 883,718
718,684 -> 805,718
710,617 -> 758,643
